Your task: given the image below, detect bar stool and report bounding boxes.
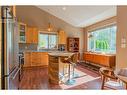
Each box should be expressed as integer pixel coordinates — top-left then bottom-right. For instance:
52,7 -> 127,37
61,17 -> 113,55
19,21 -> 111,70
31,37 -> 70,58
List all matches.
70,53 -> 79,78
59,56 -> 69,82
60,55 -> 77,85
65,56 -> 76,85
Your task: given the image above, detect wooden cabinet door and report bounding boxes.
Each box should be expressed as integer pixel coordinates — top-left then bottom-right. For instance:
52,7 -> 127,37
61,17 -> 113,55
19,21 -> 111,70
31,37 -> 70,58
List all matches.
26,27 -> 38,43
58,30 -> 66,44
24,52 -> 31,67
26,27 -> 33,43
84,53 -> 94,62
31,52 -> 42,66
102,56 -> 110,67
32,28 -> 38,44
41,52 -> 48,65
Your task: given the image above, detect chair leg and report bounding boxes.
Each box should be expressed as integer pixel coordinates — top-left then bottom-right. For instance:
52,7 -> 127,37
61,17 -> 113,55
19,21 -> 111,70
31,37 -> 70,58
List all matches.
72,64 -> 75,78
101,76 -> 105,90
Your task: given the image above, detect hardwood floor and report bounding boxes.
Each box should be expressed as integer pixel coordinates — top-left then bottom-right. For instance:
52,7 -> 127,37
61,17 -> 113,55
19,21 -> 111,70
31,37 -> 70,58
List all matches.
19,64 -> 103,90
19,64 -> 126,90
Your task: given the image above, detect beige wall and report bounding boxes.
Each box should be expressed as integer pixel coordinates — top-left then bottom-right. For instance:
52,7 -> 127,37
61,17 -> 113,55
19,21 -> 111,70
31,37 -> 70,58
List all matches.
116,6 -> 127,70
83,16 -> 116,52
16,6 -> 84,60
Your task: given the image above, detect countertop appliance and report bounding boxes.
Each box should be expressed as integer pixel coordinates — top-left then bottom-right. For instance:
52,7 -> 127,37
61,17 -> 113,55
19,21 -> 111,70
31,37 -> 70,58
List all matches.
58,44 -> 65,51
1,6 -> 20,89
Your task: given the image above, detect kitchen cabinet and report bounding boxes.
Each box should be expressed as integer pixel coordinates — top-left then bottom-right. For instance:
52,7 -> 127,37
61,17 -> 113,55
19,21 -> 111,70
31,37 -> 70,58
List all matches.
41,52 -> 49,65
32,28 -> 38,43
83,52 -> 116,68
58,30 -> 67,44
26,27 -> 32,43
24,52 -> 48,67
31,52 -> 42,66
18,22 -> 27,43
24,52 -> 31,67
26,27 -> 38,44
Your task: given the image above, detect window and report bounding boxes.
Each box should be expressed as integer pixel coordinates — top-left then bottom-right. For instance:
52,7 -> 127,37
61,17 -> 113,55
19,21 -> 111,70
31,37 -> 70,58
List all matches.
38,33 -> 57,49
88,25 -> 117,54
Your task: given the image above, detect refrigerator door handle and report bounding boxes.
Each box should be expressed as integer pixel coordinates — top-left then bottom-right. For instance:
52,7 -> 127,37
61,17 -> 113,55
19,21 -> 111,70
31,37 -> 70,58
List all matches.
10,67 -> 21,80
9,67 -> 18,77
12,68 -> 20,80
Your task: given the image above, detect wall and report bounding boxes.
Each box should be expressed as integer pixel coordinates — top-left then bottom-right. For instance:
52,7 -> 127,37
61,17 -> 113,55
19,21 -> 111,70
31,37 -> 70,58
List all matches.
19,43 -> 38,52
83,16 -> 116,52
116,6 -> 127,70
16,6 -> 84,60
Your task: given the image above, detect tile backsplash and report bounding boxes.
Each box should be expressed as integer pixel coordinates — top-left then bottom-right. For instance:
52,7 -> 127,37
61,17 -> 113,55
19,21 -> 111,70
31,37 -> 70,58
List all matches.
19,43 -> 38,51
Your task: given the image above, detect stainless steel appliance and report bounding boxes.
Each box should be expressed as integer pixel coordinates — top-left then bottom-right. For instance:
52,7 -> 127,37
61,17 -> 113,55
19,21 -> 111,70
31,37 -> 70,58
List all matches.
1,6 -> 20,89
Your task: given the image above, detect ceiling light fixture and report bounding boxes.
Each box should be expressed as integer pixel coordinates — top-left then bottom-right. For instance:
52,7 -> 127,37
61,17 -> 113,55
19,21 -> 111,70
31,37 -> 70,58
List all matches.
47,23 -> 53,32
62,7 -> 66,11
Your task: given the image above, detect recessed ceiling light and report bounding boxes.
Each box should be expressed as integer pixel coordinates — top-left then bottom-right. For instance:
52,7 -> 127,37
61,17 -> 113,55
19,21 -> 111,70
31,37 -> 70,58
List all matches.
62,7 -> 66,11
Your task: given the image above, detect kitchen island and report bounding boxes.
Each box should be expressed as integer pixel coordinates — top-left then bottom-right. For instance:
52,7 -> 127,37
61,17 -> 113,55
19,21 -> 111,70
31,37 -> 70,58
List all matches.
48,52 -> 74,84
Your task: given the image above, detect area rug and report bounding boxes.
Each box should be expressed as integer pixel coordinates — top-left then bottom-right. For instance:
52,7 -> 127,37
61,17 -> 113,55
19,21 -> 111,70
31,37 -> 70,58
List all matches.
59,69 -> 101,90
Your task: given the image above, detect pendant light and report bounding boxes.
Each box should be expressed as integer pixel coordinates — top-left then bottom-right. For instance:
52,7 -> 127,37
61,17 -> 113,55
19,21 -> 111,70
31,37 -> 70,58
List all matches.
47,23 -> 53,32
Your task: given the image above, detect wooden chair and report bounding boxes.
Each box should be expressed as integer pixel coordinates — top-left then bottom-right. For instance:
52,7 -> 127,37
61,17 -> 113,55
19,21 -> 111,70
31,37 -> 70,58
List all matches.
99,67 -> 124,90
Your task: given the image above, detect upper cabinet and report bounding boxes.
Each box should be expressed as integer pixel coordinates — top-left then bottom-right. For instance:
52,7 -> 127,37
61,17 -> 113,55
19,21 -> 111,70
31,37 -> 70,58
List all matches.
18,22 -> 27,43
26,26 -> 38,44
18,22 -> 38,44
58,30 -> 67,44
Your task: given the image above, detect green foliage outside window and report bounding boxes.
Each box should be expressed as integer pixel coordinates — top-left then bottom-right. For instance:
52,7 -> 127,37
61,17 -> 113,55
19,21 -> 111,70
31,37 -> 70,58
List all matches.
95,40 -> 109,51
88,25 -> 116,53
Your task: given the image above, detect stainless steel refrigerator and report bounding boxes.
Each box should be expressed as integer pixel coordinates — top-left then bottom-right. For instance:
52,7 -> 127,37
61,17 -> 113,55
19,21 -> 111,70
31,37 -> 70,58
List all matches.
1,6 -> 20,89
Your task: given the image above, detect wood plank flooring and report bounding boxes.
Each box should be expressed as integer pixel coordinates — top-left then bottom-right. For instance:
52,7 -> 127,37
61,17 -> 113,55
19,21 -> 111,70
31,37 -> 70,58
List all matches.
19,64 -> 103,89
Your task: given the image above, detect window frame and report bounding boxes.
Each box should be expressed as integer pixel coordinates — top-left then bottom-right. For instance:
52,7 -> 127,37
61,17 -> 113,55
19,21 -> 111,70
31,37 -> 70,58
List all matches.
87,24 -> 117,54
38,32 -> 58,50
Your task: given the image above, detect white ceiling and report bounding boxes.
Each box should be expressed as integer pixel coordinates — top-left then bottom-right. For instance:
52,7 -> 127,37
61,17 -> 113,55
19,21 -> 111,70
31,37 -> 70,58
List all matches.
37,6 -> 116,27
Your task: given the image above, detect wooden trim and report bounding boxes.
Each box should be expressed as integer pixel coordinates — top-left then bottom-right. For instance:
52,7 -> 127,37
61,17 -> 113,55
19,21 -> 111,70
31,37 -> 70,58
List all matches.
84,16 -> 116,32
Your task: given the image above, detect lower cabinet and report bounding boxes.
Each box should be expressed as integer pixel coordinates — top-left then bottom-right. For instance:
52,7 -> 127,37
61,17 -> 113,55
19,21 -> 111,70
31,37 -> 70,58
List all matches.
24,52 -> 48,67
84,52 -> 116,68
24,52 -> 31,67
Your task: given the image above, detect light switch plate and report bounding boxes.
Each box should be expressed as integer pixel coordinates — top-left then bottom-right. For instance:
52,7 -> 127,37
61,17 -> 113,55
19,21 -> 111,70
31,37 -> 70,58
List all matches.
121,44 -> 126,48
121,38 -> 126,43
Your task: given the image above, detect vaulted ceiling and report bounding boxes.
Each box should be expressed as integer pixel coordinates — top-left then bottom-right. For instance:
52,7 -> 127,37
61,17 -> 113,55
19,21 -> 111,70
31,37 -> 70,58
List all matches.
37,6 -> 116,27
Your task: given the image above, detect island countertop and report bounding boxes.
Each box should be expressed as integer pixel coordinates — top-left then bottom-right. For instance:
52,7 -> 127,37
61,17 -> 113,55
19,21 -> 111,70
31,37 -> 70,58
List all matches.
48,52 -> 74,57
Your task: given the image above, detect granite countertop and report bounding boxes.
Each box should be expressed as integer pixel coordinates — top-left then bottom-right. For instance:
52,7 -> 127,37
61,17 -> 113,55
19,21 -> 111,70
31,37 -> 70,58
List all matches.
20,49 -> 59,53
48,52 -> 74,57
